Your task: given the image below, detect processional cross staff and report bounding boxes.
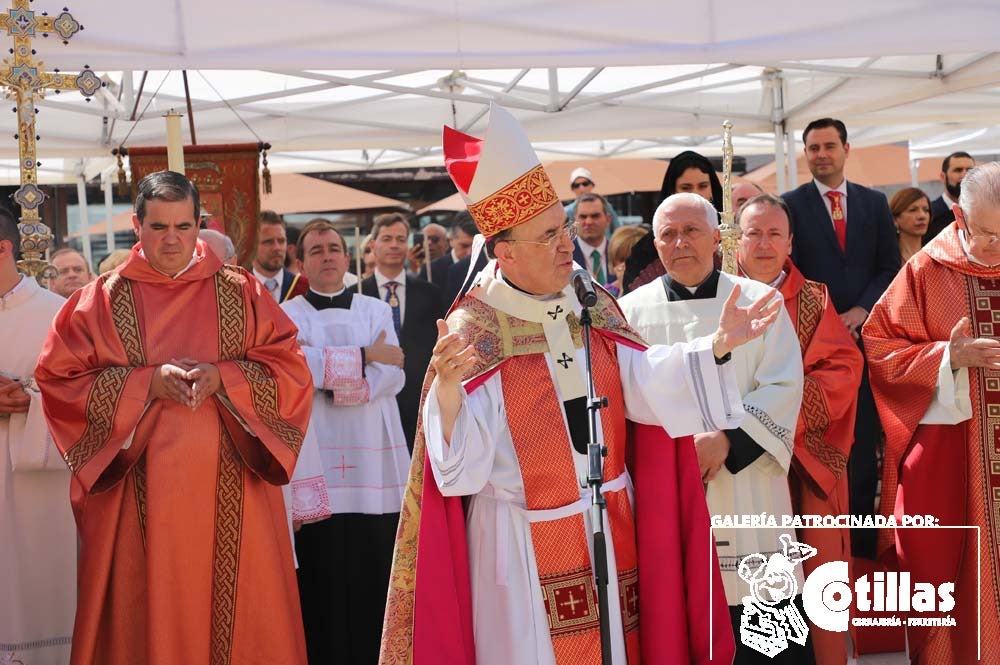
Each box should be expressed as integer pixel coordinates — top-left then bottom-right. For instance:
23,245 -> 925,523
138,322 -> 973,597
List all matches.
0,0 -> 102,277
719,119 -> 740,275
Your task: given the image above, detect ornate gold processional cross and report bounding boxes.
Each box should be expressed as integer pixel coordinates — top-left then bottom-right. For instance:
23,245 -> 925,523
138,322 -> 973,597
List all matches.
0,0 -> 102,277
719,120 -> 739,275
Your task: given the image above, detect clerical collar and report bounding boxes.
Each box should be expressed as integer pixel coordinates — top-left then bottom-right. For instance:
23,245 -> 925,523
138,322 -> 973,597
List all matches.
305,287 -> 354,310
500,273 -> 562,301
662,269 -> 720,301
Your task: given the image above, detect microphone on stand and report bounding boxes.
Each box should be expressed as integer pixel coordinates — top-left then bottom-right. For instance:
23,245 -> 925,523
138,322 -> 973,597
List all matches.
571,268 -> 598,308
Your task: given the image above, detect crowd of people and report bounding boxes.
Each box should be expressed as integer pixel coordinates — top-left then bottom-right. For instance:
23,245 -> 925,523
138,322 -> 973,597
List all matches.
2,106 -> 996,665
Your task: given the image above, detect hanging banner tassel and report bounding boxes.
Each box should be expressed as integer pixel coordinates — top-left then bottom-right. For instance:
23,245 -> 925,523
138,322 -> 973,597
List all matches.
260,142 -> 272,195
112,147 -> 129,197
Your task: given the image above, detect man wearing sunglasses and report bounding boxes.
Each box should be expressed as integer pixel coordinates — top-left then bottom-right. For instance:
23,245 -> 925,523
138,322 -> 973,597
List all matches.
380,105 -> 784,665
564,166 -> 622,234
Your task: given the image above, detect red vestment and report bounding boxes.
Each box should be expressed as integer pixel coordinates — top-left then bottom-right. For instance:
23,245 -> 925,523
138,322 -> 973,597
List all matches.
378,286 -> 734,665
778,259 -> 863,664
35,243 -> 313,665
863,222 -> 1000,664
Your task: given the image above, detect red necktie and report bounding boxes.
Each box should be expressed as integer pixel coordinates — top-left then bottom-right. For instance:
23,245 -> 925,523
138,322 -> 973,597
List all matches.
825,190 -> 847,252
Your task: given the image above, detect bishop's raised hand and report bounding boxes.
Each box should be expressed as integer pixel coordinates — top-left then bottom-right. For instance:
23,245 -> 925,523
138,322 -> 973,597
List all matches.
712,284 -> 782,357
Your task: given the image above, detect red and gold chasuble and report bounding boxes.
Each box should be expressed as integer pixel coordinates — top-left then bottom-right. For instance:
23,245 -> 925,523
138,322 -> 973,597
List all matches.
501,334 -> 639,665
864,223 -> 1000,664
777,259 -> 863,665
35,242 -> 313,665
379,281 -> 733,665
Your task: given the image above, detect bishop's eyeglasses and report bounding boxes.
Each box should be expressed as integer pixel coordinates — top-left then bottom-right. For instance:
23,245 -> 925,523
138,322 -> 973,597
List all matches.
504,220 -> 577,248
963,219 -> 1000,246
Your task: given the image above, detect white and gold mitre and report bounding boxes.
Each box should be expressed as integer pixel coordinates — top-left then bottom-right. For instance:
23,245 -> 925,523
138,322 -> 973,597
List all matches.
443,104 -> 560,238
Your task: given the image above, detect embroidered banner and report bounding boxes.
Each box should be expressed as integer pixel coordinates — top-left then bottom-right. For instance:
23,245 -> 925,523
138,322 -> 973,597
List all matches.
128,144 -> 262,266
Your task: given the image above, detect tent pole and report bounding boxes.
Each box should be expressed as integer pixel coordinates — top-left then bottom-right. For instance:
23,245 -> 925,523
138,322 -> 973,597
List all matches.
911,158 -> 920,186
774,124 -> 787,194
103,168 -> 116,255
77,170 -> 93,268
786,130 -> 798,190
767,69 -> 787,193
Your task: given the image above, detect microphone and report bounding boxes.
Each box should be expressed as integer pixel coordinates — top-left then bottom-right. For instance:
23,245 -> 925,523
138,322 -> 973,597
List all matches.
571,268 -> 598,307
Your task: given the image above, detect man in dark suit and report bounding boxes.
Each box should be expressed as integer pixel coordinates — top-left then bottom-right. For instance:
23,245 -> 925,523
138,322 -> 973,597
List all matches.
435,211 -> 478,307
782,117 -> 901,559
362,212 -> 444,450
252,210 -> 309,303
444,251 -> 489,311
925,151 -> 976,244
570,193 -> 616,289
410,223 -> 449,285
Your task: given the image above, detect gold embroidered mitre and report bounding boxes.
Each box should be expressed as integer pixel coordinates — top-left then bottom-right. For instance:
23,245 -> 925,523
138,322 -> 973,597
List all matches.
443,104 -> 560,237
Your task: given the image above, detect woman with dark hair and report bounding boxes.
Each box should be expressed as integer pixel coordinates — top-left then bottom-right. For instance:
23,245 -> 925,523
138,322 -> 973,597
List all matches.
658,150 -> 725,209
889,187 -> 931,264
622,151 -> 723,293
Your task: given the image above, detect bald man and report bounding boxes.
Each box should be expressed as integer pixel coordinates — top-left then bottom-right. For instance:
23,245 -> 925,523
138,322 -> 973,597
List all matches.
731,181 -> 764,212
199,228 -> 238,264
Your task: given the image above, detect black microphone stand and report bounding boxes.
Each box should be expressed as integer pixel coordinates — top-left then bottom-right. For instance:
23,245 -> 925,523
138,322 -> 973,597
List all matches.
580,305 -> 612,665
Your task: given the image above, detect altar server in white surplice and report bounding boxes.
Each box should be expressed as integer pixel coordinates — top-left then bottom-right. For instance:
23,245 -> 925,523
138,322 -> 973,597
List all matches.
619,193 -> 808,663
281,218 -> 409,665
0,211 -> 76,665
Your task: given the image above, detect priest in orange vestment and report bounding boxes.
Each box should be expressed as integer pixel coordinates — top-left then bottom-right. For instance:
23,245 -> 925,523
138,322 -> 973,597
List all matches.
35,171 -> 313,665
863,162 -> 1000,664
737,194 -> 863,665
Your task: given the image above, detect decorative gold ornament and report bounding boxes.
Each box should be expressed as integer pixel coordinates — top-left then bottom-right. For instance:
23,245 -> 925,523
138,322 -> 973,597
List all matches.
719,119 -> 739,275
0,0 -> 102,277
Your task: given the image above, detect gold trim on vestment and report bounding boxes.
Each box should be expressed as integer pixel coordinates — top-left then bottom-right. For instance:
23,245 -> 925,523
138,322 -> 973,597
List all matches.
63,366 -> 132,472
378,284 -> 645,664
209,425 -> 244,665
234,360 -> 304,455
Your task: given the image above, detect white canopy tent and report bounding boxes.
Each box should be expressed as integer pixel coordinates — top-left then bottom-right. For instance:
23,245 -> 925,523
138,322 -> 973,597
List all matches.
0,1 -> 997,188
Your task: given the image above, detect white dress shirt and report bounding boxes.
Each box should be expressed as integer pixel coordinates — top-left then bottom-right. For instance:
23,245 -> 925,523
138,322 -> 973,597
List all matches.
813,178 -> 849,230
374,267 -> 407,326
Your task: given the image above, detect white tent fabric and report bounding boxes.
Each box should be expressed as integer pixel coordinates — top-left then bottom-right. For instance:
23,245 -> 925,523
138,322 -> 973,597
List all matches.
33,2 -> 1000,70
0,1 -> 998,184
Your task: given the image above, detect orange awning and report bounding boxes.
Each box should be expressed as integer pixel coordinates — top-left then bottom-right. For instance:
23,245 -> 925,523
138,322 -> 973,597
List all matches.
260,172 -> 408,214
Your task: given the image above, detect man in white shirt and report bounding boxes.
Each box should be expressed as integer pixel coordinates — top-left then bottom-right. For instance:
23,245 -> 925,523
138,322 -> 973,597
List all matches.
282,218 -> 408,665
